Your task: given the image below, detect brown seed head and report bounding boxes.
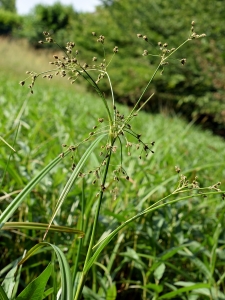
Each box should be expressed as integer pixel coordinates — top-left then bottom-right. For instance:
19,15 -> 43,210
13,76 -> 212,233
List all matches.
143,35 -> 148,41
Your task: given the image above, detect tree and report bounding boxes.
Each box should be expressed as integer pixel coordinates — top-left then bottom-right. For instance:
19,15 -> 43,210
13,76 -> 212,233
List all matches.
0,0 -> 16,12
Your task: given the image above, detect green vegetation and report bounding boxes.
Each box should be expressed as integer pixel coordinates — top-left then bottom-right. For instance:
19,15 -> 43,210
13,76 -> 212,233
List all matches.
0,9 -> 21,35
1,16 -> 225,299
0,0 -> 16,13
7,0 -> 225,135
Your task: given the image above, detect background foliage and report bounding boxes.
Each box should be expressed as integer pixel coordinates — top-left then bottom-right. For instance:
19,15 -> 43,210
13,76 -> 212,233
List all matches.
6,0 -> 225,135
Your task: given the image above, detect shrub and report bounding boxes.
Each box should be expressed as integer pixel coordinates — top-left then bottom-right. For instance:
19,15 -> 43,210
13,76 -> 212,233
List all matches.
0,9 -> 22,35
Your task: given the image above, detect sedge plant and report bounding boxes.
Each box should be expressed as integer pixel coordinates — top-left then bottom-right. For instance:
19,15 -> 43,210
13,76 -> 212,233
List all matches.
0,21 -> 224,300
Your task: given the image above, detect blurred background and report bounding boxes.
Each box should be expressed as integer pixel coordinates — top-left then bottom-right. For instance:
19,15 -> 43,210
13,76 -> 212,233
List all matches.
1,0 -> 225,136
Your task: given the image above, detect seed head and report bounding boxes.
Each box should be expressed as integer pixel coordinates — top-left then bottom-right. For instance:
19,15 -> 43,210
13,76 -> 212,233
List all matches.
143,35 -> 148,41
180,58 -> 186,65
175,165 -> 181,174
113,46 -> 119,53
142,50 -> 148,56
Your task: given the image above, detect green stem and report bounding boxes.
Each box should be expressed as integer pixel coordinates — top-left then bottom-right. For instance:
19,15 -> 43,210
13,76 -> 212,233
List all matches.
73,147 -> 113,300
125,62 -> 161,124
163,38 -> 190,61
79,67 -> 113,126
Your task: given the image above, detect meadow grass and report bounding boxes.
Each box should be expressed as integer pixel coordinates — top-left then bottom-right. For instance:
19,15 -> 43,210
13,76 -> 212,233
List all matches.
1,36 -> 225,299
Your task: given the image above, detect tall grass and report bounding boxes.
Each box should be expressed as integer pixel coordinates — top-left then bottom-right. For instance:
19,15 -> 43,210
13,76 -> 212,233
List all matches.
1,23 -> 225,300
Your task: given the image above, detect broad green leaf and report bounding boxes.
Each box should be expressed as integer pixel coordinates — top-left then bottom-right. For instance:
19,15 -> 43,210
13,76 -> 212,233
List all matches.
18,242 -> 72,300
15,263 -> 52,300
154,263 -> 166,281
145,244 -> 192,278
144,283 -> 163,293
2,251 -> 26,299
83,286 -> 104,300
1,257 -> 22,299
106,283 -> 117,300
119,247 -> 145,270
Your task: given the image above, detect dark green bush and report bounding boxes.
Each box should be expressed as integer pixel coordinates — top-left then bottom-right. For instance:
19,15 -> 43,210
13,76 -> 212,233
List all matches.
0,9 -> 22,34
17,2 -> 77,48
15,0 -> 225,134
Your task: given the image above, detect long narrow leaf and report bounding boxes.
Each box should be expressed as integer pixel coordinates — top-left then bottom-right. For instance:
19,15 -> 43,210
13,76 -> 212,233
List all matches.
44,134 -> 106,239
2,222 -> 84,237
0,150 -> 71,225
158,283 -> 211,299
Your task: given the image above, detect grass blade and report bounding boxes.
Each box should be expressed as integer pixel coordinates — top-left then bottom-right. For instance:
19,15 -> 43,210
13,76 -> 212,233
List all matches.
0,149 -> 71,225
158,283 -> 211,299
2,222 -> 84,237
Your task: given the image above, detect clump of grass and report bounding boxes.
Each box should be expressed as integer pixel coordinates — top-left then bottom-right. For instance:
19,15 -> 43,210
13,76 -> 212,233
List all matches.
1,21 -> 224,300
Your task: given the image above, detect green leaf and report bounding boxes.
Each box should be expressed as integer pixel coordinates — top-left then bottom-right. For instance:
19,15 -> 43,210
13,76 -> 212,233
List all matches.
158,283 -> 211,299
1,257 -> 22,299
2,222 -> 84,237
144,283 -> 163,293
120,247 -> 146,270
106,283 -> 117,300
0,285 -> 9,300
15,263 -> 52,300
18,242 -> 73,300
154,263 -> 166,281
0,149 -> 71,226
182,247 -> 212,281
83,286 -> 104,300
